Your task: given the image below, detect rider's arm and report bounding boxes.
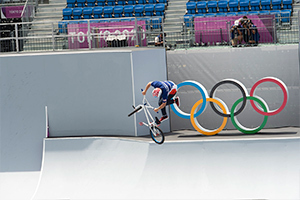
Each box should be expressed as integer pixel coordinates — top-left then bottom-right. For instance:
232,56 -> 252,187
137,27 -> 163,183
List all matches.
142,82 -> 152,95
154,102 -> 167,112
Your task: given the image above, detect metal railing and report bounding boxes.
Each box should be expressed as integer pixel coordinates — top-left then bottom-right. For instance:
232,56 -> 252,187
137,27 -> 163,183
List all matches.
0,15 -> 298,53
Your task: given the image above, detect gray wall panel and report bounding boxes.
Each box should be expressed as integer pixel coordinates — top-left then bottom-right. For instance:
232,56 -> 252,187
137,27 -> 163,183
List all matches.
167,45 -> 300,131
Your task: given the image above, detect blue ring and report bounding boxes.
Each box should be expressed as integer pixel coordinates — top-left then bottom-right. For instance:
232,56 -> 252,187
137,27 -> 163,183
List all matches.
170,81 -> 208,119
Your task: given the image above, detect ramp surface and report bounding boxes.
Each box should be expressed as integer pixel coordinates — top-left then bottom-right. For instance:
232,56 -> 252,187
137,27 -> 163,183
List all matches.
32,133 -> 300,200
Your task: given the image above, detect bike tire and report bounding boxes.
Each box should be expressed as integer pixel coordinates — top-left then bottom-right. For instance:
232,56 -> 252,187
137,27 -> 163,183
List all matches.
150,126 -> 165,144
128,106 -> 142,117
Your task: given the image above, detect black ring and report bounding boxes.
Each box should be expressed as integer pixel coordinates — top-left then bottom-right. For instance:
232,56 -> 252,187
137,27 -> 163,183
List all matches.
209,80 -> 247,118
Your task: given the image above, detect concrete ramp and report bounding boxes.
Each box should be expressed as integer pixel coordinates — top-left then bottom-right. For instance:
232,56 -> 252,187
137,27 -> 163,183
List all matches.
32,137 -> 300,200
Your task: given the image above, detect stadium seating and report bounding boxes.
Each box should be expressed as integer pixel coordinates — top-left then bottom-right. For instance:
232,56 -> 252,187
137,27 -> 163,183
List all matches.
86,0 -> 96,6
216,12 -> 227,16
186,2 -> 197,14
124,5 -> 134,17
148,0 -> 156,4
270,10 -> 281,22
261,0 -> 271,10
250,0 -> 260,11
155,3 -> 165,17
152,17 -> 162,29
58,21 -> 68,33
145,4 -> 155,16
158,0 -> 167,4
207,1 -> 217,13
281,9 -> 292,23
240,0 -> 250,11
237,11 -> 248,15
76,0 -> 86,7
282,0 -> 292,10
137,0 -> 146,4
205,13 -> 216,17
93,7 -> 103,18
107,0 -> 116,5
73,8 -> 83,19
113,6 -> 123,17
228,0 -> 238,12
259,10 -> 270,15
197,1 -> 207,14
218,1 -> 228,12
63,8 -> 73,20
67,0 -> 76,8
272,0 -> 282,10
127,0 -> 136,5
103,6 -> 113,18
248,10 -> 260,15
184,14 -> 194,27
134,5 -> 145,17
83,7 -> 93,19
117,0 -> 126,5
227,12 -> 238,16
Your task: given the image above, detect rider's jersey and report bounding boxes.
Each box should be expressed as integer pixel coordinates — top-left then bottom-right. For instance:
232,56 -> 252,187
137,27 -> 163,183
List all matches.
151,81 -> 176,102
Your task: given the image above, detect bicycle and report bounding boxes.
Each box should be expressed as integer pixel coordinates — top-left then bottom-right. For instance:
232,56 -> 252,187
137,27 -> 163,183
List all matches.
128,93 -> 165,144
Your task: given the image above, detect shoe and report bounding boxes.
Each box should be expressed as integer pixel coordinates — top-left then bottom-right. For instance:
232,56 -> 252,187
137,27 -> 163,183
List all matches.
159,116 -> 169,122
175,96 -> 180,107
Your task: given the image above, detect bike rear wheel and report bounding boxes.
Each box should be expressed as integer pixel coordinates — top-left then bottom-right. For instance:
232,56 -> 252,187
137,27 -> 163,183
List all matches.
128,106 -> 142,117
150,126 -> 164,144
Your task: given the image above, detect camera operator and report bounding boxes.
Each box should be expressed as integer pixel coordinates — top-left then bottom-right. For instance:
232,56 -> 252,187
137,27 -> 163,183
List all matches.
241,19 -> 251,46
248,20 -> 260,46
230,20 -> 243,47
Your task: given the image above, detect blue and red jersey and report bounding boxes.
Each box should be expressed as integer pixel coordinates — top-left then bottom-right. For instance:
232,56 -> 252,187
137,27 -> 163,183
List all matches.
151,81 -> 176,102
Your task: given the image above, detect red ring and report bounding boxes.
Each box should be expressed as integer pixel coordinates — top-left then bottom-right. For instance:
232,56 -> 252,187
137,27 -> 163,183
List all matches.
250,77 -> 288,116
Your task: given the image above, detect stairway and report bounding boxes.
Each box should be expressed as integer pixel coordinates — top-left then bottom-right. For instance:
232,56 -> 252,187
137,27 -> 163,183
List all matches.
23,0 -> 66,51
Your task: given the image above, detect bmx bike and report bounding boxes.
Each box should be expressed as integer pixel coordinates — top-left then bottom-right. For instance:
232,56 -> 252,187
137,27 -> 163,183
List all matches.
128,94 -> 165,144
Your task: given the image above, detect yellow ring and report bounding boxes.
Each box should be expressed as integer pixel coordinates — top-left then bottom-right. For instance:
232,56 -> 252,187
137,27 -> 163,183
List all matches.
190,98 -> 228,136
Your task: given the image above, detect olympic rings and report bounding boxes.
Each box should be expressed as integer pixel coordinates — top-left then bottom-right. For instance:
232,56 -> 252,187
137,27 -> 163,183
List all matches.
170,80 -> 208,119
171,77 -> 288,135
191,98 -> 229,135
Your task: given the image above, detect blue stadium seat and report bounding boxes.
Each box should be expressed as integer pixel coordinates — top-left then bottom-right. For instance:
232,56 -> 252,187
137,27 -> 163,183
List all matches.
124,5 -> 134,17
272,0 -> 282,10
152,17 -> 162,29
127,0 -> 136,5
227,12 -> 237,16
109,18 -> 120,22
113,6 -> 123,18
106,0 -> 116,6
240,0 -> 250,11
137,0 -> 146,4
86,0 -> 96,6
155,3 -> 165,17
228,0 -> 238,12
184,14 -> 194,27
148,0 -> 156,4
76,0 -> 86,7
93,7 -> 103,18
218,0 -> 228,12
282,0 -> 292,9
248,10 -> 260,15
135,5 -> 144,17
280,9 -> 291,23
207,1 -> 217,13
103,6 -> 113,18
261,0 -> 271,10
145,4 -> 155,16
97,0 -> 106,6
63,8 -> 73,20
67,0 -> 76,8
216,12 -> 227,16
270,10 -> 281,22
205,13 -> 216,17
259,10 -> 270,14
158,0 -> 167,4
197,1 -> 207,14
73,8 -> 83,19
186,2 -> 197,14
250,0 -> 260,11
83,7 -> 93,19
117,0 -> 126,5
194,13 -> 205,17
58,21 -> 68,33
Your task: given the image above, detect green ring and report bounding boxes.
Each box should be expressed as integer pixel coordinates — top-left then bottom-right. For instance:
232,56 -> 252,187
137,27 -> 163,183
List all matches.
230,96 -> 268,134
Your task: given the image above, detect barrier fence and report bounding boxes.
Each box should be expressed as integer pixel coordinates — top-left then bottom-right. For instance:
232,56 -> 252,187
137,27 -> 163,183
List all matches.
0,14 -> 298,52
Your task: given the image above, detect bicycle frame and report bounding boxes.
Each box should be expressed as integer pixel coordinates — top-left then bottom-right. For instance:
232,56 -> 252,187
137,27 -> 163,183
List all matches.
138,96 -> 159,128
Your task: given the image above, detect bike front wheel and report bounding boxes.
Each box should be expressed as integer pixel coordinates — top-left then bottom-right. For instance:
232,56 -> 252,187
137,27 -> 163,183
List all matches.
150,126 -> 165,144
